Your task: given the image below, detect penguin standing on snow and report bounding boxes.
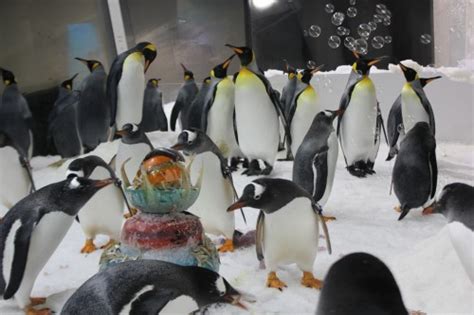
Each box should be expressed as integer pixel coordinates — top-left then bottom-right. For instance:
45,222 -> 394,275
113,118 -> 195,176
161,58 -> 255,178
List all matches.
62,260 -> 251,314
293,109 -> 343,209
226,44 -> 290,175
187,77 -> 212,130
47,74 -> 82,158
171,129 -> 245,252
75,58 -> 110,152
0,176 -> 113,314
67,156 -> 126,254
107,42 -> 157,131
228,178 -> 331,290
141,78 -> 168,132
170,64 -> 199,131
316,253 -> 408,315
337,54 -> 385,177
386,64 -> 441,160
393,122 -> 437,220
424,183 -> 474,283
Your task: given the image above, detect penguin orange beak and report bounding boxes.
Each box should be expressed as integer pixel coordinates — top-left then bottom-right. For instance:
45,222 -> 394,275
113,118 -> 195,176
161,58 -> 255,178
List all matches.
222,54 -> 236,69
225,44 -> 244,55
170,143 -> 185,151
367,56 -> 387,66
144,59 -> 152,73
310,64 -> 325,74
422,202 -> 437,215
399,63 -> 409,72
93,178 -> 115,188
115,130 -> 126,137
227,201 -> 246,212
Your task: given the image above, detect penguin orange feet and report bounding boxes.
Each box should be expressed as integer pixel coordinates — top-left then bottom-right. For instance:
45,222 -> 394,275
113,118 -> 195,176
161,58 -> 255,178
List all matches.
301,271 -> 323,289
124,207 -> 138,219
218,239 -> 234,253
80,239 -> 97,254
26,304 -> 51,315
422,205 -> 434,215
29,297 -> 47,306
100,239 -> 117,250
321,215 -> 336,222
394,205 -> 402,213
267,272 -> 287,291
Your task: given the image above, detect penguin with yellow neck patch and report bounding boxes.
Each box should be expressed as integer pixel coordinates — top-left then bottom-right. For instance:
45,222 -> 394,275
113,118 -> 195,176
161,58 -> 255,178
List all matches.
337,54 -> 385,177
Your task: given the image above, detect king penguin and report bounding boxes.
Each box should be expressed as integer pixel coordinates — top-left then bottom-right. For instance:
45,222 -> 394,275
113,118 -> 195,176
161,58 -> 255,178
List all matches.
141,78 -> 168,132
61,260 -> 250,314
75,57 -> 110,152
107,42 -> 157,131
337,54 -> 385,177
386,64 -> 441,160
228,178 -> 331,290
187,76 -> 212,130
171,129 -> 245,252
0,176 -> 113,314
393,122 -> 437,220
226,44 -> 289,175
293,109 -> 343,209
280,60 -> 298,119
316,253 -> 408,315
170,64 -> 199,131
47,74 -> 82,158
67,156 -> 125,254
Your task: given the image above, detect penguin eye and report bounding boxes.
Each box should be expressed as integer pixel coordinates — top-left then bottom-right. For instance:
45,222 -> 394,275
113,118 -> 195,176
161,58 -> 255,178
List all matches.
254,194 -> 261,200
187,140 -> 193,145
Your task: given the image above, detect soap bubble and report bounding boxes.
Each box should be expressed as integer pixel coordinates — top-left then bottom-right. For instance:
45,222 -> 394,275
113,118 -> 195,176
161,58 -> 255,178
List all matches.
354,38 -> 368,55
331,12 -> 345,26
383,9 -> 392,18
371,36 -> 385,49
373,14 -> 383,23
384,35 -> 392,43
420,34 -> 432,44
344,36 -> 356,50
375,3 -> 388,15
357,23 -> 371,38
309,25 -> 322,38
328,35 -> 341,49
347,7 -> 357,18
337,26 -> 349,36
307,60 -> 317,69
349,0 -> 356,5
368,21 -> 377,31
325,3 -> 335,13
383,16 -> 391,26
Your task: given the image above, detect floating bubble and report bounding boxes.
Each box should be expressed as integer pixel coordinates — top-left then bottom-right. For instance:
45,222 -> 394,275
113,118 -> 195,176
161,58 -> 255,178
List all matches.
331,12 -> 345,26
368,21 -> 377,31
357,23 -> 371,38
349,0 -> 356,5
328,35 -> 341,49
371,36 -> 385,49
347,7 -> 357,18
337,26 -> 348,36
344,36 -> 356,50
383,9 -> 392,18
384,35 -> 392,43
420,34 -> 432,44
307,60 -> 317,69
375,3 -> 388,15
354,38 -> 368,55
309,25 -> 322,38
373,14 -> 383,23
325,3 -> 335,13
383,16 -> 391,26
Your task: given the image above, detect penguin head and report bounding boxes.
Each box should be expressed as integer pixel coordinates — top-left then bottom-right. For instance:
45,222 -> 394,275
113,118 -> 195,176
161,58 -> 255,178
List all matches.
67,155 -> 114,180
60,73 -> 79,91
148,78 -> 161,87
115,123 -> 142,140
351,53 -> 385,76
424,183 -> 471,217
171,129 -> 212,155
227,181 -> 269,211
75,57 -> 103,72
135,42 -> 157,73
284,60 -> 297,79
316,109 -> 344,128
62,176 -> 114,206
420,75 -> 441,87
180,64 -> 194,81
300,64 -> 324,84
211,55 -> 235,79
0,68 -> 16,85
225,44 -> 254,66
399,63 -> 419,82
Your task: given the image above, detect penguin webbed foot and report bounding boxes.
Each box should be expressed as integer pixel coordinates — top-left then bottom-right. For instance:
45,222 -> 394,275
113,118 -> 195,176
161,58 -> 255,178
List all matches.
218,239 -> 234,253
301,272 -> 323,289
261,162 -> 273,175
80,239 -> 97,254
242,160 -> 261,176
29,297 -> 47,306
346,165 -> 366,178
26,306 -> 51,315
321,215 -> 337,222
267,272 -> 287,291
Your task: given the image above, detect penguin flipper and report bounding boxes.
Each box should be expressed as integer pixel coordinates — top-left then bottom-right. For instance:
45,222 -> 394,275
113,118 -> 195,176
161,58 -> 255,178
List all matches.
106,56 -> 125,127
312,203 -> 332,255
377,103 -> 388,145
429,150 -> 438,199
256,211 -> 265,262
170,96 -> 185,131
200,86 -> 217,133
313,152 -> 328,202
387,96 -> 402,153
129,288 -> 178,314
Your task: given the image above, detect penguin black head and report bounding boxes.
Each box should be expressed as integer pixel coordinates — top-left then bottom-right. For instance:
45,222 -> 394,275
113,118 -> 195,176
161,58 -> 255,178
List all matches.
316,252 -> 408,315
135,41 -> 157,73
148,78 -> 161,87
316,109 -> 344,127
115,123 -> 151,146
60,73 -> 79,91
0,68 -> 16,85
67,155 -> 115,179
62,176 -> 114,206
225,44 -> 254,67
75,57 -> 103,72
284,60 -> 296,79
352,53 -> 385,76
180,64 -> 194,81
399,63 -> 419,82
211,55 -> 235,79
300,64 -> 324,84
171,129 -> 213,155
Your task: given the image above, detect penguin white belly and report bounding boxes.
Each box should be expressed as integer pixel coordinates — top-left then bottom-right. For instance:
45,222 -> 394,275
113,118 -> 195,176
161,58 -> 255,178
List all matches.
340,78 -> 378,165
2,220 -> 22,287
78,167 -> 124,240
188,153 -> 235,239
160,295 -> 199,314
14,212 -> 74,308
116,57 -> 145,128
0,147 -> 29,209
116,142 -> 150,182
290,92 -> 320,154
235,70 -> 279,164
263,198 -> 318,272
401,85 -> 429,133
448,222 -> 474,284
319,131 -> 338,206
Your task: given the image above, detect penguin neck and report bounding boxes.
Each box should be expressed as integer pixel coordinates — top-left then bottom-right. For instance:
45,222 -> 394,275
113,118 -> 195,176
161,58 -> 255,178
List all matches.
242,59 -> 260,73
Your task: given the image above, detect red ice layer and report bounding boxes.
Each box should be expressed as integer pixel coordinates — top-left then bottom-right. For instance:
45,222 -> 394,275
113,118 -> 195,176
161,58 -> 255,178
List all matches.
121,212 -> 203,250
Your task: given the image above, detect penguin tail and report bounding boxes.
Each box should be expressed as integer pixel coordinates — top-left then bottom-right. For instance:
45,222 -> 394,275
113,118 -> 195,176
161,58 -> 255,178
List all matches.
398,206 -> 410,221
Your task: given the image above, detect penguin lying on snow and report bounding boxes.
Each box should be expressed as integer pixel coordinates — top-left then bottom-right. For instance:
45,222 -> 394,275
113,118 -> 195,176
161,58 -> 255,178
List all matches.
316,252 -> 408,315
61,260 -> 254,314
393,122 -> 437,220
228,178 -> 331,290
170,64 -> 199,131
0,176 -> 113,314
141,78 -> 168,132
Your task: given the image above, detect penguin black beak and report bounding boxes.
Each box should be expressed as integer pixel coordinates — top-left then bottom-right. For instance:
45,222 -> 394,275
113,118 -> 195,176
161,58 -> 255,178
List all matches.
74,57 -> 89,64
399,63 -> 409,72
170,143 -> 185,151
144,59 -> 152,73
115,130 -> 126,137
93,178 -> 115,188
367,56 -> 387,66
180,63 -> 189,72
227,200 -> 247,212
225,44 -> 244,55
310,64 -> 325,74
69,73 -> 79,81
420,76 -> 442,86
222,55 -> 236,69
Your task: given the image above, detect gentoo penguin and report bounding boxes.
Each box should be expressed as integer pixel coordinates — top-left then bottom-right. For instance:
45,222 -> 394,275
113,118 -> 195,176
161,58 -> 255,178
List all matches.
288,66 -> 323,155
171,129 -> 244,252
141,78 -> 168,132
75,57 -> 110,152
316,253 -> 408,315
107,42 -> 157,131
280,60 -> 298,119
47,74 -> 82,158
228,178 -> 331,290
61,260 -> 251,314
424,183 -> 474,283
337,54 -> 385,177
115,123 -> 154,183
187,76 -> 212,130
293,109 -> 343,209
0,176 -> 113,314
226,44 -> 289,175
393,122 -> 437,220
386,65 -> 441,160
170,64 -> 199,131
67,156 -> 125,254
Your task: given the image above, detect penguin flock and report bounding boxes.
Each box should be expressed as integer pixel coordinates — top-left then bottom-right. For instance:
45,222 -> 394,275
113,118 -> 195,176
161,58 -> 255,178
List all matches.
0,39 -> 472,314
